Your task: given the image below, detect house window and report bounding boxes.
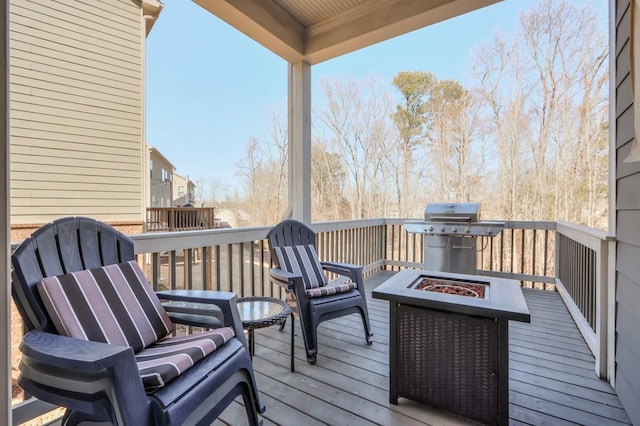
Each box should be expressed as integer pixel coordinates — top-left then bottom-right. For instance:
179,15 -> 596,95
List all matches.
178,186 -> 185,197
161,169 -> 171,182
150,159 -> 153,178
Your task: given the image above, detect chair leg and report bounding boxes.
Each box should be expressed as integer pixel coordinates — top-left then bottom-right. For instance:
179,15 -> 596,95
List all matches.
290,313 -> 295,372
278,314 -> 295,372
242,391 -> 264,426
299,310 -> 318,364
360,307 -> 373,345
248,329 -> 255,357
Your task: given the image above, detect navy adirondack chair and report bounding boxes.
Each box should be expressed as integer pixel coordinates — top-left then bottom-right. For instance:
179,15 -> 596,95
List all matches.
11,217 -> 264,425
267,219 -> 373,364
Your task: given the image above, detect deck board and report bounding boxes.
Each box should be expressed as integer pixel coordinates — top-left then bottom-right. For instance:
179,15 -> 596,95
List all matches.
220,270 -> 632,425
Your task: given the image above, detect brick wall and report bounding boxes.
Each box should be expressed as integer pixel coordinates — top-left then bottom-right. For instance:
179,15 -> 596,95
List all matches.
11,221 -> 144,242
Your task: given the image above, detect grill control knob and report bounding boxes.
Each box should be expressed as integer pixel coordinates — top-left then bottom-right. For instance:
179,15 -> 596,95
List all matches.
441,226 -> 446,233
466,227 -> 471,233
428,226 -> 434,232
452,227 -> 458,233
487,228 -> 493,235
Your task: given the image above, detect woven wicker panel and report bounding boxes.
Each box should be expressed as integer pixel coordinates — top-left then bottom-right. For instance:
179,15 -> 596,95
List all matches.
397,305 -> 499,425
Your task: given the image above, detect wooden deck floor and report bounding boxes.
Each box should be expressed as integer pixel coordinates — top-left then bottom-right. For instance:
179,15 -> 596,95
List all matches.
217,270 -> 631,426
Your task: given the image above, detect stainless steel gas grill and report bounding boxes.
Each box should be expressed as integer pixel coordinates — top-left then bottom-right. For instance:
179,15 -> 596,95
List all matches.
405,202 -> 505,274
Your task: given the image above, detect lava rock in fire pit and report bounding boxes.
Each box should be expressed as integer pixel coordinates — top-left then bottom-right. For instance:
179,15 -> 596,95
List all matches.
416,278 -> 486,298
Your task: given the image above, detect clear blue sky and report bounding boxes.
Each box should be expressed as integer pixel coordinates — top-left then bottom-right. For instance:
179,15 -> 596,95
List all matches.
145,0 -> 607,190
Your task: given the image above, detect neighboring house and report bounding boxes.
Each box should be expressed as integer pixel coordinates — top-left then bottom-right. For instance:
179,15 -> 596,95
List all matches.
148,146 -> 174,207
172,173 -> 196,206
8,0 -> 163,241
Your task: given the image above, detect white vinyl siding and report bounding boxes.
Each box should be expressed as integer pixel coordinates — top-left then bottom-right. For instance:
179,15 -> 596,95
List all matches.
9,0 -> 143,225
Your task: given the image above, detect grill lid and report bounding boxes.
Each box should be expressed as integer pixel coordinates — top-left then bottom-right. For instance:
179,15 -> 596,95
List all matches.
425,203 -> 479,222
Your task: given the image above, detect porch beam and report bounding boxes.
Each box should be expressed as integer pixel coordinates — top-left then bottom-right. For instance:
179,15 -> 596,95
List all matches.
287,62 -> 311,223
1,0 -> 11,423
305,0 -> 500,64
193,0 -> 304,64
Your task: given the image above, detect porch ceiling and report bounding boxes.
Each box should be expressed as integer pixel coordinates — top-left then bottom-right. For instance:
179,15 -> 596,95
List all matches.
192,0 -> 502,64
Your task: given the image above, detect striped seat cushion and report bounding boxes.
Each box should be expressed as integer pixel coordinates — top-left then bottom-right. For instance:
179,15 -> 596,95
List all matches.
136,327 -> 235,390
306,282 -> 357,299
273,245 -> 327,289
37,260 -> 174,353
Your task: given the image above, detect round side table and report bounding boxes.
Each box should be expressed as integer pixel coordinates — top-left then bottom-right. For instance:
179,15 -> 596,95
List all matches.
237,296 -> 294,371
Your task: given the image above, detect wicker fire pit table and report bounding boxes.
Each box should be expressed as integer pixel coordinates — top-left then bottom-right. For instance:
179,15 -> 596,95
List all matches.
373,269 -> 530,425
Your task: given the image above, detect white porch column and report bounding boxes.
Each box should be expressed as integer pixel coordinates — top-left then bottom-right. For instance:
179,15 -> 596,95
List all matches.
287,62 -> 311,223
606,0 -> 617,387
1,0 -> 11,423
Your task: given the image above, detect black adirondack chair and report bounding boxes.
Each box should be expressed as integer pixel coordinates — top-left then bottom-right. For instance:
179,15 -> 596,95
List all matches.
267,219 -> 373,364
11,217 -> 264,425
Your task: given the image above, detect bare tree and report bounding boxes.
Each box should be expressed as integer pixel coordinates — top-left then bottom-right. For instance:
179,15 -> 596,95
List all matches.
311,139 -> 348,221
318,76 -> 394,219
523,0 -> 608,222
421,79 -> 486,203
473,34 -> 532,219
391,71 -> 435,216
472,0 -> 608,225
236,137 -> 264,224
225,0 -> 608,231
266,107 -> 289,218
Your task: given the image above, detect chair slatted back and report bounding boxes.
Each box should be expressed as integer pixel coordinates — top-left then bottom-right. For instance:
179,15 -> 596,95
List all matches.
11,217 -> 135,333
267,219 -> 317,269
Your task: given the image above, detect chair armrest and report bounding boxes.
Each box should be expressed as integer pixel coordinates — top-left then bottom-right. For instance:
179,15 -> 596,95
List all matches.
19,330 -> 149,424
162,301 -> 224,329
21,330 -> 132,371
269,268 -> 298,290
155,290 -> 246,347
270,268 -> 308,295
321,261 -> 362,282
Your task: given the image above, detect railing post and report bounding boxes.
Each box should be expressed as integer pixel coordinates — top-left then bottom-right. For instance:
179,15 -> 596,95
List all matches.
607,239 -> 616,386
594,238 -> 608,379
555,228 -> 561,292
152,252 -> 160,290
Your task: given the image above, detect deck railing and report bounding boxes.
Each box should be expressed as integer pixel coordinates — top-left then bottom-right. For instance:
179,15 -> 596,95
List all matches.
379,219 -> 558,288
133,219 -> 388,297
554,222 -> 614,378
132,219 -> 613,374
146,207 -> 218,231
479,221 -> 556,289
10,217 -> 615,423
131,219 -> 612,317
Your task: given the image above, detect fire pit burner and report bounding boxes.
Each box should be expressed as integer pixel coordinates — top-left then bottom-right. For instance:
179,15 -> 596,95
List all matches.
415,277 -> 487,298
